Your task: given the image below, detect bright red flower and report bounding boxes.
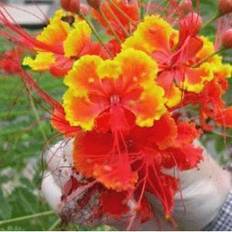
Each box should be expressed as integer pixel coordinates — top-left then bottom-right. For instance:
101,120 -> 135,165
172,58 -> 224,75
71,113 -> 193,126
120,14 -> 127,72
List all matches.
72,113 -> 202,220
0,48 -> 23,74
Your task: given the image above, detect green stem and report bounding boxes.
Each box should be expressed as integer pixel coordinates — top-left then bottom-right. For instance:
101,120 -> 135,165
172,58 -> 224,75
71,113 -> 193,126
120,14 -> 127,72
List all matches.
140,0 -> 145,20
202,14 -> 220,29
48,219 -> 61,231
0,211 -> 55,226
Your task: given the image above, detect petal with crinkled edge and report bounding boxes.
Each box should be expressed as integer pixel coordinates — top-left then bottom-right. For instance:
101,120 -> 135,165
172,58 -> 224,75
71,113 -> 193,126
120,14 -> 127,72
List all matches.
64,21 -> 91,58
73,131 -> 113,177
63,89 -> 106,130
23,52 -> 55,71
64,55 -> 103,95
122,15 -> 175,54
94,156 -> 138,191
184,63 -> 214,93
115,48 -> 158,84
37,10 -> 71,46
126,84 -> 167,127
97,60 -> 122,80
166,85 -> 182,108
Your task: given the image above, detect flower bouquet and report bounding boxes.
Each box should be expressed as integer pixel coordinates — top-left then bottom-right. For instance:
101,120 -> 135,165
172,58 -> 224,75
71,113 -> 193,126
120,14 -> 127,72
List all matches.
0,0 -> 232,229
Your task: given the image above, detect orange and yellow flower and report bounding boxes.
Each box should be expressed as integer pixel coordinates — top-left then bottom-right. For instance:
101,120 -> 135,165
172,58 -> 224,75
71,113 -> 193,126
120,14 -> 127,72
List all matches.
63,48 -> 167,131
122,15 -> 231,108
23,10 -> 106,77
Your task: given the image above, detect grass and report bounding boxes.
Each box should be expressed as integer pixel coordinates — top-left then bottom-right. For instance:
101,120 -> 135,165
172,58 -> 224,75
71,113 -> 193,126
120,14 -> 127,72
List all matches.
0,1 -> 231,231
0,70 -> 63,230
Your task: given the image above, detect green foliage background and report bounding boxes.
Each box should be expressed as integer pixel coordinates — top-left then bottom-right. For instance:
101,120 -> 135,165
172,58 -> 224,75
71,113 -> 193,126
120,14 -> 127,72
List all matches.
0,0 -> 231,231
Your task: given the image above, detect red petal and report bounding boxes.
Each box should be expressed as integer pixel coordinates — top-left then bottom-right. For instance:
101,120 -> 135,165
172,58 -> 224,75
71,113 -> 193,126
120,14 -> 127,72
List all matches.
164,145 -> 203,170
150,114 -> 177,150
49,55 -> 73,77
215,107 -> 232,127
73,131 -> 113,177
101,190 -> 129,217
175,121 -> 199,146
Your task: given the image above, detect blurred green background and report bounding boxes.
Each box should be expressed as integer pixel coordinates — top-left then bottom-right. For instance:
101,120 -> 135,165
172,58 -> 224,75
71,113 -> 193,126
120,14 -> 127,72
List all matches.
0,0 -> 231,231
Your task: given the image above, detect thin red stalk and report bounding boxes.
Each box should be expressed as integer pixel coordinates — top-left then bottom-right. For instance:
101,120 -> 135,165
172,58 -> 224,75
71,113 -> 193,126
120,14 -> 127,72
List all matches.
105,2 -> 129,37
99,7 -> 122,43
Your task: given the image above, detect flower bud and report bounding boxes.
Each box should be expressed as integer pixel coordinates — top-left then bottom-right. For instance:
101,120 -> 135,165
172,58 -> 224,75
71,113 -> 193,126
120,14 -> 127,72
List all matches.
179,0 -> 193,14
222,29 -> 232,48
86,0 -> 101,10
61,0 -> 80,13
219,0 -> 232,15
183,12 -> 202,34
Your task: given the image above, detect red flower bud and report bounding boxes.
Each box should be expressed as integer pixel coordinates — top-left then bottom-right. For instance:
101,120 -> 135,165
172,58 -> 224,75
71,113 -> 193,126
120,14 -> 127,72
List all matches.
219,0 -> 232,15
86,0 -> 101,10
61,0 -> 80,13
182,12 -> 202,35
222,29 -> 232,48
179,0 -> 193,14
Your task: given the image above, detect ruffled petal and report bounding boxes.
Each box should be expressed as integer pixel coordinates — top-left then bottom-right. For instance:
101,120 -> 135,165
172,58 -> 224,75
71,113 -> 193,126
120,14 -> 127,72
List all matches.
150,114 -> 177,150
73,131 -> 113,177
37,9 -> 70,48
123,15 -> 175,54
23,52 -> 55,71
175,121 -> 199,146
63,89 -> 106,130
64,21 -> 92,58
94,155 -> 138,191
126,84 -> 167,127
184,63 -> 214,93
64,55 -> 103,94
115,48 -> 158,84
164,145 -> 203,170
